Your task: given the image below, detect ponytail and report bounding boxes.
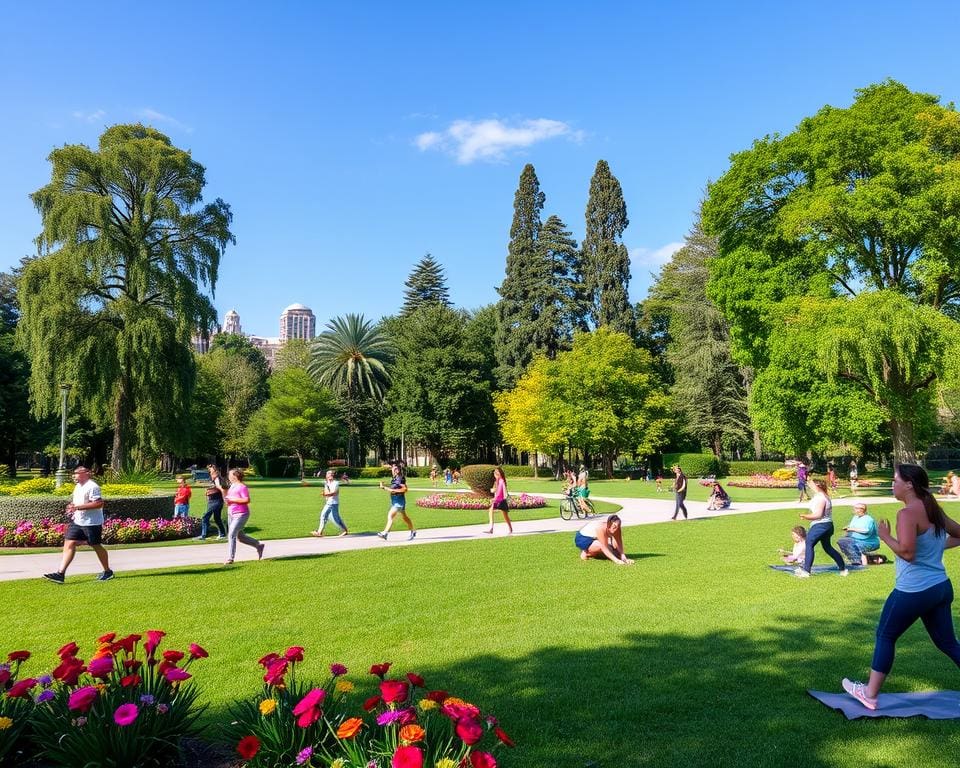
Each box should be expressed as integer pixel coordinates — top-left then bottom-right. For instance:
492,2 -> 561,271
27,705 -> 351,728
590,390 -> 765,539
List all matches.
897,464 -> 947,536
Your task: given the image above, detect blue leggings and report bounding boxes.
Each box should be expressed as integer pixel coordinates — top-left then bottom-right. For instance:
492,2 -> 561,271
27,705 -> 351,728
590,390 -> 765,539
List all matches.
872,579 -> 960,674
802,522 -> 845,573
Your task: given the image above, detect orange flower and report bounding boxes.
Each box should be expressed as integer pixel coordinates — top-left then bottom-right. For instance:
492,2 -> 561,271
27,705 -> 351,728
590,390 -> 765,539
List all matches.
399,724 -> 425,743
336,717 -> 364,739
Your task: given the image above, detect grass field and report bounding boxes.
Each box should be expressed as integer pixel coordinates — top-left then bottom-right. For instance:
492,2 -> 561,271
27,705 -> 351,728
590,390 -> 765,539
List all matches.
3,502 -> 960,766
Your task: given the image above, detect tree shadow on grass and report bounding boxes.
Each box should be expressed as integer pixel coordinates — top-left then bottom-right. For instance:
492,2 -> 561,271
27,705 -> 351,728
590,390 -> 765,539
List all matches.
202,602 -> 960,768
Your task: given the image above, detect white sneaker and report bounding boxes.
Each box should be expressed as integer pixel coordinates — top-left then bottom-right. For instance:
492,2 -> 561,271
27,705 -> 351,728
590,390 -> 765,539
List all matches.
839,569 -> 850,577
794,569 -> 810,578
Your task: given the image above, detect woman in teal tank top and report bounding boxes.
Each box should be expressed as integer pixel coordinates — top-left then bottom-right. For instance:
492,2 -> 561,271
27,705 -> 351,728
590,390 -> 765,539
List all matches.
842,464 -> 960,710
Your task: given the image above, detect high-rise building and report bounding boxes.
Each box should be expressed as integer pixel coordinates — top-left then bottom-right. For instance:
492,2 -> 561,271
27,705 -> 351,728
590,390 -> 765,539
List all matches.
279,303 -> 316,342
223,309 -> 243,335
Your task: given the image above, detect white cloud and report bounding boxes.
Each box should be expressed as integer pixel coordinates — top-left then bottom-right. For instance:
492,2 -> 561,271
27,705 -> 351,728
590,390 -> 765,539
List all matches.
71,109 -> 106,123
137,108 -> 192,133
630,241 -> 684,270
414,118 -> 583,164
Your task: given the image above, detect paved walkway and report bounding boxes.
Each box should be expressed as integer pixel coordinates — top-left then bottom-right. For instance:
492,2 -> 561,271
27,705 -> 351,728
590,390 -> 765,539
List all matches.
0,493 -> 902,583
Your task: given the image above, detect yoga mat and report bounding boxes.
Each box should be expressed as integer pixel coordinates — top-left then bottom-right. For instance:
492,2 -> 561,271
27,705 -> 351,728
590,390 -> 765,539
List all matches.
808,689 -> 960,719
769,564 -> 865,574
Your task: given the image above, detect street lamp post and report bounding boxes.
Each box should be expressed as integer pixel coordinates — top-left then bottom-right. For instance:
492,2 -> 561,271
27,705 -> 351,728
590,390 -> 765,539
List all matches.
54,383 -> 72,488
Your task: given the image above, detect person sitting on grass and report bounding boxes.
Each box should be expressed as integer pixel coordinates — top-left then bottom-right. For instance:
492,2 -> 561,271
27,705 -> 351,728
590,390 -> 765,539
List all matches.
574,515 -> 633,565
706,481 -> 731,511
778,525 -> 807,565
837,503 -> 880,567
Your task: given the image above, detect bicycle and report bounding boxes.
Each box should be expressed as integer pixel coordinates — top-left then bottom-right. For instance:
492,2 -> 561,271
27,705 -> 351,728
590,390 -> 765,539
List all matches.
559,493 -> 595,520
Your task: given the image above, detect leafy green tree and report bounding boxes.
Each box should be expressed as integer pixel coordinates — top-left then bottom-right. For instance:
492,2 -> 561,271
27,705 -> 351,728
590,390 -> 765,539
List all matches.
186,354 -> 226,460
582,160 -> 635,336
246,367 -> 341,480
17,124 -> 233,471
646,219 -> 751,457
308,314 -> 392,465
495,164 -> 546,387
199,349 -> 260,458
401,254 -> 451,315
273,338 -> 311,372
0,267 -> 36,475
703,80 -> 960,462
211,333 -> 270,406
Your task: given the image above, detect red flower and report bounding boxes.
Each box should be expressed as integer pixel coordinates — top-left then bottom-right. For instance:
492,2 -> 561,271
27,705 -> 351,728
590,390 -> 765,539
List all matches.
363,695 -> 381,711
6,650 -> 30,662
68,685 -> 99,713
380,680 -> 410,704
165,667 -> 191,682
257,652 -> 280,669
406,672 -> 425,687
5,677 -> 38,699
369,662 -> 392,678
112,634 -> 141,655
236,735 -> 260,760
391,745 -> 424,768
188,643 -> 208,659
0,669 -> 9,686
291,687 -> 325,728
123,659 -> 143,671
283,646 -> 305,663
87,655 -> 114,679
162,650 -> 185,663
97,632 -> 117,644
456,717 -> 484,745
144,630 -> 166,658
121,674 -> 142,687
494,727 -> 515,748
426,689 -> 448,702
53,657 -> 86,685
470,752 -> 497,768
263,660 -> 288,687
57,641 -> 80,659
157,660 -> 175,677
443,702 -> 480,721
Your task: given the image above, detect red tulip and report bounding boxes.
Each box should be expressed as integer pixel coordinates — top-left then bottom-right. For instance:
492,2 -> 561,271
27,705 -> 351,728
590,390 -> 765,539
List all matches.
470,752 -> 497,768
5,677 -> 38,699
380,680 -> 409,704
0,669 -> 9,686
7,650 -> 30,662
363,695 -> 382,711
236,735 -> 260,760
456,717 -> 484,745
263,660 -> 288,687
406,672 -> 425,687
144,630 -> 166,657
121,674 -> 141,687
284,646 -> 305,663
258,652 -> 281,669
162,650 -> 185,663
369,662 -> 392,678
68,685 -> 99,713
494,726 -> 515,747
97,632 -> 117,644
188,643 -> 208,659
57,641 -> 80,659
391,745 -> 424,768
53,657 -> 85,685
426,689 -> 448,702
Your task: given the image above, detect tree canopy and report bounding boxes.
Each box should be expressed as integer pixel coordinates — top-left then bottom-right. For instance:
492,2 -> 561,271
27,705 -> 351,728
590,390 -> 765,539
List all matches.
401,254 -> 451,315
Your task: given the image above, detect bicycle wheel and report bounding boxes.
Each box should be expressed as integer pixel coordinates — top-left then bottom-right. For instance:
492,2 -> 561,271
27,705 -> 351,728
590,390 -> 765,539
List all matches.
559,497 -> 574,520
583,499 -> 596,517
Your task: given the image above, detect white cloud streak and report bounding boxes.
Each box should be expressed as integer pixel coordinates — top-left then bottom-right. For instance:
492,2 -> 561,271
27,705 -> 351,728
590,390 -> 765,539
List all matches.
137,108 -> 192,133
71,109 -> 106,124
630,241 -> 684,270
415,118 -> 583,164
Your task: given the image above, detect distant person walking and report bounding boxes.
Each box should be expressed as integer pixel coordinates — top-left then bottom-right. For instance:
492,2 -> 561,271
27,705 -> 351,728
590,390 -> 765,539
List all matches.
849,459 -> 859,494
795,478 -> 847,578
173,476 -> 192,518
842,464 -> 960,710
377,463 -> 416,541
484,466 -> 513,535
312,469 -> 348,537
43,466 -> 112,583
796,461 -> 809,502
197,464 -> 227,540
223,468 -> 264,565
671,465 -> 688,520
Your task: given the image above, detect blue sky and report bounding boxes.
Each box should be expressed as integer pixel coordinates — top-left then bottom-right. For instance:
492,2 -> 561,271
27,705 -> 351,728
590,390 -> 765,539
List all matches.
3,0 -> 960,337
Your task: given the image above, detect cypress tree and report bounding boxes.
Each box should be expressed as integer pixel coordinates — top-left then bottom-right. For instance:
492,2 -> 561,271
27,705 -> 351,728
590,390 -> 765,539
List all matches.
495,164 -> 545,388
583,160 -> 635,336
539,214 -> 587,357
400,253 -> 451,315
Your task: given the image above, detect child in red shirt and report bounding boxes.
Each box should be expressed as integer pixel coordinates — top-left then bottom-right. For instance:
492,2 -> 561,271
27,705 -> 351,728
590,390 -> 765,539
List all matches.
174,477 -> 192,518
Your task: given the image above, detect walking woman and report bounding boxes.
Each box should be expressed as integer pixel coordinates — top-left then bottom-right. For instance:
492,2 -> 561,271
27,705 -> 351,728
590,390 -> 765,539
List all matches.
671,465 -> 688,520
484,466 -> 513,535
223,468 -> 265,565
842,465 -> 960,710
197,464 -> 227,540
796,478 -> 847,577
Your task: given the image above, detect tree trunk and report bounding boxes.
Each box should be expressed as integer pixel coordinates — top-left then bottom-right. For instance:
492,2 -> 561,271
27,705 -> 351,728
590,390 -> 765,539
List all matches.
533,451 -> 539,478
890,418 -> 917,466
712,435 -> 722,458
111,372 -> 131,473
297,450 -> 305,481
603,452 -> 614,479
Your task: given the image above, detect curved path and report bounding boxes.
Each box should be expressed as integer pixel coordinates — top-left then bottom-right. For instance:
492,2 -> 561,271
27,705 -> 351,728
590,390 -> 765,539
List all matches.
0,493 -> 902,583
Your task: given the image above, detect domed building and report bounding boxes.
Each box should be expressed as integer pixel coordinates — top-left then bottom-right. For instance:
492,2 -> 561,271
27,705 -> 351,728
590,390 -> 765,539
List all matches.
279,303 -> 316,342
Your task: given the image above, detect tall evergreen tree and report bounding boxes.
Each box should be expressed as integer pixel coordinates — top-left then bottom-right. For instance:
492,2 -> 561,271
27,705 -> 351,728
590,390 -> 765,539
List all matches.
539,214 -> 588,355
495,164 -> 545,388
582,160 -> 635,336
400,253 -> 451,315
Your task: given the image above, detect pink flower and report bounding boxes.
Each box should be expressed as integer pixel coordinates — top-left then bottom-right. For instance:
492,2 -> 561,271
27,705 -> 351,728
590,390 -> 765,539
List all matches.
87,655 -> 114,679
292,687 -> 325,728
470,752 -> 497,768
330,663 -> 348,676
68,686 -> 99,713
284,646 -> 305,662
456,717 -> 484,745
113,703 -> 139,726
164,667 -> 191,682
188,643 -> 208,659
380,679 -> 409,704
391,745 -> 424,768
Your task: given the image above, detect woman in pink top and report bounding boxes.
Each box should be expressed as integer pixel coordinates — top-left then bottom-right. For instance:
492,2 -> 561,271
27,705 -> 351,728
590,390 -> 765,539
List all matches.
223,468 -> 265,565
484,466 -> 513,535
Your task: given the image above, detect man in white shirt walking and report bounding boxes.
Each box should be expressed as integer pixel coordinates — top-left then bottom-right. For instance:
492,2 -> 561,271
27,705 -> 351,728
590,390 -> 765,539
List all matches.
43,466 -> 113,583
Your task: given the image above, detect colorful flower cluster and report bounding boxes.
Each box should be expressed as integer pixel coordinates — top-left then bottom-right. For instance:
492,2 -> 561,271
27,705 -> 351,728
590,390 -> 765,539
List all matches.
231,651 -> 514,767
0,631 -> 207,766
0,516 -> 199,548
727,474 -> 797,489
415,492 -> 546,511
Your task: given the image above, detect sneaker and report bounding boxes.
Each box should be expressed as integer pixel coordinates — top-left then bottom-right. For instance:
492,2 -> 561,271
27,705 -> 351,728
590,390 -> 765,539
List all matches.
408,531 -> 417,541
794,568 -> 811,579
256,544 -> 265,560
96,569 -> 114,582
216,535 -> 225,540
193,536 -> 207,541
376,532 -> 387,540
839,569 -> 850,577
43,571 -> 65,584
842,678 -> 877,710
338,530 -> 349,537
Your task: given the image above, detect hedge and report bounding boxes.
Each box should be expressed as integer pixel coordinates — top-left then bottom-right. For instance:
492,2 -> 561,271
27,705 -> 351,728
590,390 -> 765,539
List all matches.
661,453 -> 722,477
725,461 -> 786,476
499,464 -> 552,478
460,464 -> 496,496
0,494 -> 176,526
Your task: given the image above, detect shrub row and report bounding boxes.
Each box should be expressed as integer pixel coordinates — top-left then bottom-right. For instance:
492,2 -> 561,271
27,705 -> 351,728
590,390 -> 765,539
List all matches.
661,453 -> 722,478
0,495 -> 175,527
724,461 -> 786,476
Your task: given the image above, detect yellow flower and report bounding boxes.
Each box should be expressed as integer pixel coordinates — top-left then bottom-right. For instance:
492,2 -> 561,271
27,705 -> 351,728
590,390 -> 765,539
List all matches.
435,760 -> 456,768
335,680 -> 354,694
330,760 -> 346,768
0,717 -> 13,730
417,698 -> 437,711
259,699 -> 277,716
442,696 -> 466,707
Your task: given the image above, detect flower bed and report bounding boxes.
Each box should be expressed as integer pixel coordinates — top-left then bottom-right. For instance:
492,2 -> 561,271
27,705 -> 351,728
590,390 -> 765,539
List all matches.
726,474 -> 884,489
0,494 -> 175,526
0,517 -> 199,548
416,492 -> 547,510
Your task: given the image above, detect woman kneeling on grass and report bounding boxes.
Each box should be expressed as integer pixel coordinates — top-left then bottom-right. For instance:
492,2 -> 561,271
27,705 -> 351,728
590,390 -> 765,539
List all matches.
574,515 -> 633,565
842,464 -> 960,710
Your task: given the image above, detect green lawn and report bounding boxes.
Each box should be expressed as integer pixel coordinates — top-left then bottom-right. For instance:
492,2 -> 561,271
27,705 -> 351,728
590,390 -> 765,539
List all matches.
3,504 -> 960,766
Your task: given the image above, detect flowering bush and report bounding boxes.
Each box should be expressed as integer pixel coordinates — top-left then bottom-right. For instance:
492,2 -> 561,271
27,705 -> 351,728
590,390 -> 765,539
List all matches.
727,474 -> 797,489
2,631 -> 207,767
416,493 -> 547,511
0,650 -> 34,762
0,517 -> 199,548
0,480 -> 153,498
771,468 -> 796,481
229,654 -> 514,767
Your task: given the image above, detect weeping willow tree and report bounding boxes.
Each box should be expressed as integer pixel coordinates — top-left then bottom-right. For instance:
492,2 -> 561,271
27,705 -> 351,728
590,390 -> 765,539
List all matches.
16,124 -> 233,471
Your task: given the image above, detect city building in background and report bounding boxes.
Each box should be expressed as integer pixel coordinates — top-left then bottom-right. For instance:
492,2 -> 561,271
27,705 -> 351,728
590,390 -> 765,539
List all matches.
279,303 -> 316,343
196,304 -> 315,368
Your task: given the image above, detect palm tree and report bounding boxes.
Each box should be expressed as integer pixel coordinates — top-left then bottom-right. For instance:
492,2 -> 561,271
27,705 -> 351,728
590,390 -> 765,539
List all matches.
308,314 -> 392,465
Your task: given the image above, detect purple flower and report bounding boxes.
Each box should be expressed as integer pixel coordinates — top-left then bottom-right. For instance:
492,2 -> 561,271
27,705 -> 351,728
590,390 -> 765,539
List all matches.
35,689 -> 55,703
139,693 -> 155,706
376,709 -> 405,726
72,717 -> 87,727
330,663 -> 348,676
296,746 -> 313,765
38,674 -> 53,686
156,703 -> 169,714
